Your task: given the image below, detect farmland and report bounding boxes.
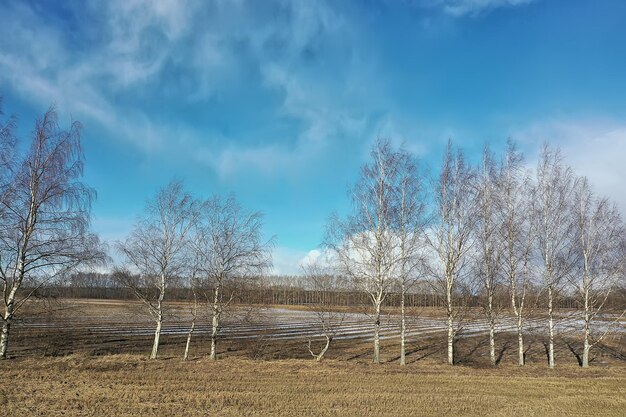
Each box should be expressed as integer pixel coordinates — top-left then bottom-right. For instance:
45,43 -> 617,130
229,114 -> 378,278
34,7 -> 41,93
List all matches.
9,299 -> 625,365
1,299 -> 625,416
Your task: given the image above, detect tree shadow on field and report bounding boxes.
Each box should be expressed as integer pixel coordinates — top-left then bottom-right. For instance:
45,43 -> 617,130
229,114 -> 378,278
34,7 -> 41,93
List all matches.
346,348 -> 375,362
408,341 -> 445,363
566,342 -> 583,367
542,341 -> 550,365
456,337 -> 489,365
495,341 -> 511,365
524,341 -> 533,363
385,340 -> 444,364
597,342 -> 626,361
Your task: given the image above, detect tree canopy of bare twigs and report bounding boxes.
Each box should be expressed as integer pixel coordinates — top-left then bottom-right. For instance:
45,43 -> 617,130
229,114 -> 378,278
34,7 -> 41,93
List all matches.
301,261 -> 346,362
533,144 -> 576,369
325,138 -> 425,364
498,140 -> 536,366
425,140 -> 477,366
570,176 -> 626,367
193,194 -> 273,360
116,180 -> 200,359
0,105 -> 105,359
391,148 -> 428,365
475,145 -> 504,366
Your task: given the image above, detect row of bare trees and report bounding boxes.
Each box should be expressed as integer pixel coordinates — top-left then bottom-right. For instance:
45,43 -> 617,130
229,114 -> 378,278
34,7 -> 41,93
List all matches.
0,99 -> 623,367
322,138 -> 625,367
115,182 -> 273,359
0,100 -> 274,361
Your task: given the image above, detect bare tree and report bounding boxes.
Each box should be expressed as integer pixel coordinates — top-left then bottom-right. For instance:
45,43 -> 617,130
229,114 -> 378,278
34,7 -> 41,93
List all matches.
194,195 -> 272,360
183,277 -> 200,361
0,106 -> 104,359
325,138 -> 406,364
302,262 -> 346,362
393,152 -> 427,366
533,144 -> 575,369
499,140 -> 535,366
570,176 -> 625,367
116,180 -> 199,359
475,145 -> 503,366
426,140 -> 476,365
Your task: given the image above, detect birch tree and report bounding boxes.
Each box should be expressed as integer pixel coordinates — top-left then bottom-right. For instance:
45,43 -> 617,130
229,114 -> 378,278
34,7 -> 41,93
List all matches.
426,140 -> 476,365
499,140 -> 535,366
0,106 -> 104,359
475,146 -> 503,366
116,180 -> 199,359
302,262 -> 346,362
393,152 -> 427,366
326,138 -> 404,364
195,195 -> 272,361
533,144 -> 575,369
183,278 -> 199,361
570,176 -> 625,367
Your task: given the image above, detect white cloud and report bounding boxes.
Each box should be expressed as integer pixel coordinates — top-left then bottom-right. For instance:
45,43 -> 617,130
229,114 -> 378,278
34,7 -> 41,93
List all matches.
299,249 -> 324,268
298,249 -> 338,269
270,246 -> 342,276
510,119 -> 626,216
428,0 -> 537,17
271,246 -> 309,276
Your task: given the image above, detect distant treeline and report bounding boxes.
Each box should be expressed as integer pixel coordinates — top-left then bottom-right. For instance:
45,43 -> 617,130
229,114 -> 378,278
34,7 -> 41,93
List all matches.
30,272 -> 626,310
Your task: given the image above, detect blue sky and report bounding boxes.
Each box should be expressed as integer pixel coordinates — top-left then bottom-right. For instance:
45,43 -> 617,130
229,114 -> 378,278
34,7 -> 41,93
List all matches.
1,0 -> 625,274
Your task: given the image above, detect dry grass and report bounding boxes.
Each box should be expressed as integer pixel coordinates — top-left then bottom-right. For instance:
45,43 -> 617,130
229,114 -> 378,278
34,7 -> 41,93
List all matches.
1,354 -> 625,417
4,299 -> 624,416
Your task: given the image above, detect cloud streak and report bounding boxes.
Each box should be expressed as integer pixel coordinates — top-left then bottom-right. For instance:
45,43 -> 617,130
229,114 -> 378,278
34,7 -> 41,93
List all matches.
429,0 -> 537,17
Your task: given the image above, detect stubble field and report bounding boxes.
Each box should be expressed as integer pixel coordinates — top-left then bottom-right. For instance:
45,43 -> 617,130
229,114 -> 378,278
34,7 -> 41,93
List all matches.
1,299 -> 625,416
1,354 -> 625,416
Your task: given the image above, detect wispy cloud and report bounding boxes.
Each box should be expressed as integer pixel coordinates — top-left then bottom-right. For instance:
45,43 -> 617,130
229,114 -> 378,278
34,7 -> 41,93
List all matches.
426,0 -> 537,17
0,0 -> 380,179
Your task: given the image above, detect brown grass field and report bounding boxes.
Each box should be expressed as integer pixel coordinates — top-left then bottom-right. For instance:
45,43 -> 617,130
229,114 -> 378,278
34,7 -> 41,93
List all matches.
1,299 -> 624,416
1,354 -> 625,416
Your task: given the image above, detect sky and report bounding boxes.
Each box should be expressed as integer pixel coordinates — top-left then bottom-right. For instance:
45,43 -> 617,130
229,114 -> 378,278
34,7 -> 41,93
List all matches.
1,0 -> 625,275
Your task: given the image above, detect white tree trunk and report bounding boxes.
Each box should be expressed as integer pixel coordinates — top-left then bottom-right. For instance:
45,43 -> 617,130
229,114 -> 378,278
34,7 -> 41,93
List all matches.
509,268 -> 526,366
488,321 -> 495,366
149,274 -> 166,360
400,282 -> 406,366
582,288 -> 590,368
517,313 -> 524,366
447,317 -> 454,365
1,257 -> 25,359
150,312 -> 162,360
184,319 -> 195,361
0,317 -> 11,359
488,292 -> 496,366
582,318 -> 590,368
184,293 -> 198,361
373,301 -> 381,364
0,292 -> 16,359
547,284 -> 555,369
446,282 -> 454,365
309,335 -> 332,362
209,285 -> 220,361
